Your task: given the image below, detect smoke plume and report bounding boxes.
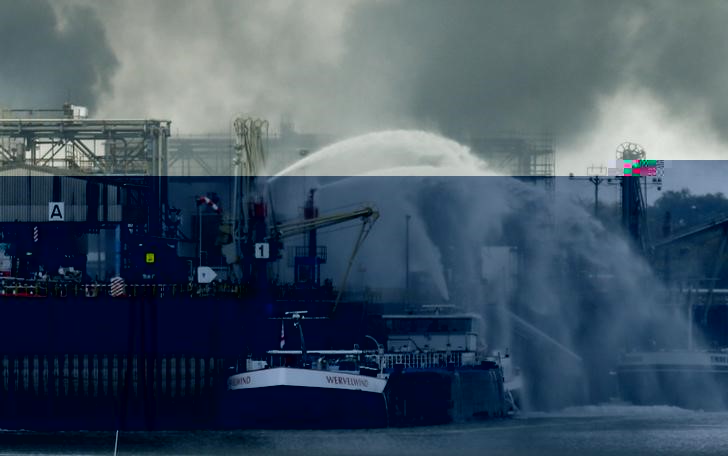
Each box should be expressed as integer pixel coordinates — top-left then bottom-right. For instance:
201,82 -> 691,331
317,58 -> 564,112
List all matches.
0,0 -> 117,111
4,0 -> 728,166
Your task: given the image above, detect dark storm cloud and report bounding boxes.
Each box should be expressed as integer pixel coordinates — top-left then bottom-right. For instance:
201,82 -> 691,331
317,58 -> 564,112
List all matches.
0,0 -> 117,111
338,0 -> 728,140
630,1 -> 728,133
83,0 -> 356,132
6,0 -> 725,147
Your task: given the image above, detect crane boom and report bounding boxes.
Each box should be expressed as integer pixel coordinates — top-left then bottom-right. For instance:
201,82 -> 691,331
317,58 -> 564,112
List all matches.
271,205 -> 379,315
272,207 -> 378,240
650,216 -> 728,249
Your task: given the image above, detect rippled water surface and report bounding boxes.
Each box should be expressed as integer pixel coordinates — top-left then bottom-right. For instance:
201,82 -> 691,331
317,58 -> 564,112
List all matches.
2,406 -> 728,456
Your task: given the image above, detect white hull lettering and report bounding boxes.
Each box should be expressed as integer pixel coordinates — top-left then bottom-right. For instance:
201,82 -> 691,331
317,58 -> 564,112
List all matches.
229,375 -> 252,387
227,368 -> 388,393
325,375 -> 369,388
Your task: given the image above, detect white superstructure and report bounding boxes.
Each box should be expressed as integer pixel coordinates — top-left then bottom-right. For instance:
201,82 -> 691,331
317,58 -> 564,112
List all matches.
228,367 -> 387,394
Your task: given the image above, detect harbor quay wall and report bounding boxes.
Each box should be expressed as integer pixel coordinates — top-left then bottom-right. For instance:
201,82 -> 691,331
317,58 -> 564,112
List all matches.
0,292 -> 369,430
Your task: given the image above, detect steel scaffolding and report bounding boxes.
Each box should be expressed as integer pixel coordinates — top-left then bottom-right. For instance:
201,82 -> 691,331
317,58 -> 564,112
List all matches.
0,118 -> 170,177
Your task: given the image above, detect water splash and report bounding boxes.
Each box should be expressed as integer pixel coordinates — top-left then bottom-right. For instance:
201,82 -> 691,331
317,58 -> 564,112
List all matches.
522,404 -> 698,419
272,130 -> 500,300
274,130 -> 496,177
270,130 -> 692,409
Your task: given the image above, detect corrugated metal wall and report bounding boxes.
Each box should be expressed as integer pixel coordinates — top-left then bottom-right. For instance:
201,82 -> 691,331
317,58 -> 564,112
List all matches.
0,168 -> 122,223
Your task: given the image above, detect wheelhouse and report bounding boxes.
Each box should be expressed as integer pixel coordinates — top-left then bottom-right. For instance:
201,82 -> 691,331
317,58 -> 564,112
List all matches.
382,313 -> 485,353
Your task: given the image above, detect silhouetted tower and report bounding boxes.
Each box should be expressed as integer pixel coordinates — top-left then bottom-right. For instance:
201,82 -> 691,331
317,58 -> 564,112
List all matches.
303,189 -> 320,287
232,117 -> 270,286
294,189 -> 325,288
617,142 -> 647,252
662,211 -> 672,282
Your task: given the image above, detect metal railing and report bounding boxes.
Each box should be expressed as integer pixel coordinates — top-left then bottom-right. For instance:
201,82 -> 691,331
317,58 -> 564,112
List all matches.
377,352 -> 463,370
0,279 -> 252,299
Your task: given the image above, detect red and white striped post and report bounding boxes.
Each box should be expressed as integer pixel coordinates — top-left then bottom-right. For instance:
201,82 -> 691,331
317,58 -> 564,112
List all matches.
110,277 -> 126,297
196,196 -> 222,214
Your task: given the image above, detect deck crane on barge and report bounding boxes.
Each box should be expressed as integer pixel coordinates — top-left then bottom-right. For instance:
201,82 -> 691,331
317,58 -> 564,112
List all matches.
224,117 -> 378,309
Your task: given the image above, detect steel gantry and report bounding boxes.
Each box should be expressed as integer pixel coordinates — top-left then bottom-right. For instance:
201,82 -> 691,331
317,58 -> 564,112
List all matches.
0,118 -> 170,176
0,113 -> 178,281
0,117 -> 172,236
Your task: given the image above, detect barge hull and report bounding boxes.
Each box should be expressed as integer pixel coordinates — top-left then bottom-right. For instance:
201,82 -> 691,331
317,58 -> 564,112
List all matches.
386,367 -> 506,426
224,386 -> 388,429
618,368 -> 728,410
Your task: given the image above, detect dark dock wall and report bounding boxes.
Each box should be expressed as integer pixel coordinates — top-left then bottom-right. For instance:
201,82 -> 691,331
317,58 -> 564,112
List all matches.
0,293 -> 246,430
0,291 -> 370,430
0,352 -> 227,430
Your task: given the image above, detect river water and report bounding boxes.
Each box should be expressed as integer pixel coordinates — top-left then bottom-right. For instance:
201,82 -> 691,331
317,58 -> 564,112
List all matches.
2,405 -> 727,455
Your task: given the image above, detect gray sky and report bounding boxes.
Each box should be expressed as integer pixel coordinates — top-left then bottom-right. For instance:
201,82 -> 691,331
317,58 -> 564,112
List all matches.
2,0 -> 727,180
562,160 -> 728,207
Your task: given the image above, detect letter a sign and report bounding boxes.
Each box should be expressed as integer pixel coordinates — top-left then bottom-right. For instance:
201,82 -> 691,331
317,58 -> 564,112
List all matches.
48,202 -> 65,221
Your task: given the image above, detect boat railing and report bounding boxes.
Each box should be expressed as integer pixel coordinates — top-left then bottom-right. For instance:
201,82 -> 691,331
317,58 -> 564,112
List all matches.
0,282 -> 48,297
377,352 -> 463,370
0,278 -> 253,298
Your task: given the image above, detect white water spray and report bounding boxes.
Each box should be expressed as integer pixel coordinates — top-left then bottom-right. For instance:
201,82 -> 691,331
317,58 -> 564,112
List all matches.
275,130 -> 497,177
272,130 -> 498,300
271,130 -> 692,410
